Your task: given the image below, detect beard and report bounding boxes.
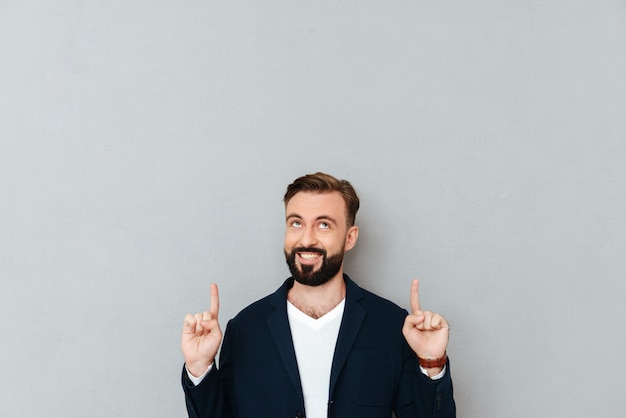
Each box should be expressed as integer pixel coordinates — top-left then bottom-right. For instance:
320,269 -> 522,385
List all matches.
284,246 -> 344,287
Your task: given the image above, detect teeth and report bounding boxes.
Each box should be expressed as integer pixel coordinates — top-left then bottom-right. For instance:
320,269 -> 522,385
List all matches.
300,253 -> 320,260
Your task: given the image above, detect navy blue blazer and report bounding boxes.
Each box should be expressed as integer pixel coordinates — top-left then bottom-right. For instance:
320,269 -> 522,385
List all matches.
182,275 -> 455,417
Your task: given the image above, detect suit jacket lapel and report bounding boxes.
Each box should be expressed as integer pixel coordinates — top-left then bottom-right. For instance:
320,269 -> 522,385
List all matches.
266,279 -> 304,403
329,275 -> 366,397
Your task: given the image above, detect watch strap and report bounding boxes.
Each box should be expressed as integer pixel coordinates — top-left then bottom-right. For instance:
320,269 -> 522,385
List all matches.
418,352 -> 447,368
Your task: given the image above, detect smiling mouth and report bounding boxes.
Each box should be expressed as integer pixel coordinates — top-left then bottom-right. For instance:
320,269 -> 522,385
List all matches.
292,247 -> 325,265
298,252 -> 322,261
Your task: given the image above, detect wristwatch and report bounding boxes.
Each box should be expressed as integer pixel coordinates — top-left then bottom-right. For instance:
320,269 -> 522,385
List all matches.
418,352 -> 447,368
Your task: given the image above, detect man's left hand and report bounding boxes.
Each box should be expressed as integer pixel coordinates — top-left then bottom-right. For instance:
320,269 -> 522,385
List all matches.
402,279 -> 450,374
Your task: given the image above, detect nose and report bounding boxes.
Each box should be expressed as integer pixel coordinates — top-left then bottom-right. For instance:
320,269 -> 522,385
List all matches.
298,225 -> 318,248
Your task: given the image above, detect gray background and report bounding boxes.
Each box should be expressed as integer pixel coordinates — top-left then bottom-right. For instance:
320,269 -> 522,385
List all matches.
1,1 -> 625,417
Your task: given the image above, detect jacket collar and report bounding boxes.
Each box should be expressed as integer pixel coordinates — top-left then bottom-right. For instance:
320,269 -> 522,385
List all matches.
329,275 -> 366,396
266,275 -> 367,402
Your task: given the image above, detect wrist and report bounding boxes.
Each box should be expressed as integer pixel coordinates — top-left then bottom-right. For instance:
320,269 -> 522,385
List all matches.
186,360 -> 213,378
423,365 -> 444,377
417,351 -> 447,369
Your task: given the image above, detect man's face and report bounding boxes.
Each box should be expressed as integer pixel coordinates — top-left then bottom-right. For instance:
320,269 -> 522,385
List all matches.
284,191 -> 358,286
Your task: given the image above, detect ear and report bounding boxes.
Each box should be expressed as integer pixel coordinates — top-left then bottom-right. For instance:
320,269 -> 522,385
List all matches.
344,225 -> 359,252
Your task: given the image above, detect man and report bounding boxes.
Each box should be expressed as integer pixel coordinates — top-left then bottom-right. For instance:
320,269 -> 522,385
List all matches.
181,172 -> 456,417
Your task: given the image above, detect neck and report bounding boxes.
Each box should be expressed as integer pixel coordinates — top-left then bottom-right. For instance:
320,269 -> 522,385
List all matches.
287,273 -> 346,319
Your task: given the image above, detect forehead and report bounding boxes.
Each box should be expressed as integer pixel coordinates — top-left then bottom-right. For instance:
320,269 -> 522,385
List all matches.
285,191 -> 347,221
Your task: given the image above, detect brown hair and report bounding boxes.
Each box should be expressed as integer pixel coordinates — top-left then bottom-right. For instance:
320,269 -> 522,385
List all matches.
283,172 -> 360,226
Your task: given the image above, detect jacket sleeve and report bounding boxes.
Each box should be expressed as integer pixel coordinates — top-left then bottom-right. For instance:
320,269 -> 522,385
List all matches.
412,358 -> 456,417
394,338 -> 456,418
181,363 -> 227,418
181,321 -> 236,418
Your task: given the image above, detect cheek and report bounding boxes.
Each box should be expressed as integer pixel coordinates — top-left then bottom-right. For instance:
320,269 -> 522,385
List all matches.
321,236 -> 341,251
284,231 -> 298,248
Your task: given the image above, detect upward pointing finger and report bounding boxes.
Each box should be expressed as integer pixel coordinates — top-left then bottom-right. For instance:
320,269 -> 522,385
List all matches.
410,279 -> 421,313
210,283 -> 220,320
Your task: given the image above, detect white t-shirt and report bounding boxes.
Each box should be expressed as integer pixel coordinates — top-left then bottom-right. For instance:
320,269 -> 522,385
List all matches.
287,299 -> 345,418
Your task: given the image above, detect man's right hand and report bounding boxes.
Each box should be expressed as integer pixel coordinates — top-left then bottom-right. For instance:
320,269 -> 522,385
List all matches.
181,283 -> 223,377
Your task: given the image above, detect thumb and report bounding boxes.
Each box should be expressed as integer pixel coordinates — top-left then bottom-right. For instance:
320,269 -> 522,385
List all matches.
403,312 -> 425,329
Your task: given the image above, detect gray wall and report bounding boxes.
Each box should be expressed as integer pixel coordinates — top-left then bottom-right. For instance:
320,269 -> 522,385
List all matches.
1,1 -> 624,417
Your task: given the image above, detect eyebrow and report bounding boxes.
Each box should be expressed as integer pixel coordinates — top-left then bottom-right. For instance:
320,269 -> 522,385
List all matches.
286,213 -> 338,225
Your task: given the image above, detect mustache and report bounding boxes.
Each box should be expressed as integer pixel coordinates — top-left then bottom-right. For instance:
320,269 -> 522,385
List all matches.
290,247 -> 327,257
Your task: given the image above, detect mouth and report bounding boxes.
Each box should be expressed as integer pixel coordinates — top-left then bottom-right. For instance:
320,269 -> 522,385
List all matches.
293,248 -> 325,266
297,252 -> 322,262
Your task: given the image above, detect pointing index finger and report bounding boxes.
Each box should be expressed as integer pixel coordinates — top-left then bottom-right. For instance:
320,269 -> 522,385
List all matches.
410,279 -> 421,313
210,283 -> 220,320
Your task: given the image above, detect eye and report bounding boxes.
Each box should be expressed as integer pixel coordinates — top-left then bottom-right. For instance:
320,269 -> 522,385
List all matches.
319,222 -> 330,229
291,220 -> 302,228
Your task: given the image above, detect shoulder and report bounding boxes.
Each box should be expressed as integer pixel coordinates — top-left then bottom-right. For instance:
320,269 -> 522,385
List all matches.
359,286 -> 407,316
228,278 -> 291,325
231,294 -> 275,322
346,275 -> 408,319
344,277 -> 409,348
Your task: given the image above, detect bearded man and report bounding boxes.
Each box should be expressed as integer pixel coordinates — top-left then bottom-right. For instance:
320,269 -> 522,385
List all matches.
181,172 -> 456,418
